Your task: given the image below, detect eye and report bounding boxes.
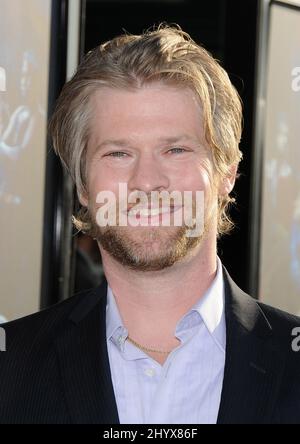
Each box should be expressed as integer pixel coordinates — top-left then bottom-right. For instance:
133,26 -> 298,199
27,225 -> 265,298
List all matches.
167,147 -> 188,154
105,151 -> 128,158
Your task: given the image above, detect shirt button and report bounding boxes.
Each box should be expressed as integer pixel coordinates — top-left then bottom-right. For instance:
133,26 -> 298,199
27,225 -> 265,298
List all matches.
144,368 -> 155,377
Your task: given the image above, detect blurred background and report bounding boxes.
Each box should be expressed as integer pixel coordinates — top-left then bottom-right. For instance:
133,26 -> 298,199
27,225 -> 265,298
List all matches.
0,0 -> 300,321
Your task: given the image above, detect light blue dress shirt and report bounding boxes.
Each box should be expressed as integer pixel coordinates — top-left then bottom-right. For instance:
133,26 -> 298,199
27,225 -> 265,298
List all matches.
106,257 -> 226,424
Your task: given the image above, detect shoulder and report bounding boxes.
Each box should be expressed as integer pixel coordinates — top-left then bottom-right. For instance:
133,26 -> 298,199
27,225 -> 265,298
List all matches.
223,266 -> 300,367
223,266 -> 300,339
256,300 -> 300,359
0,284 -> 108,423
256,302 -> 300,421
238,292 -> 300,381
0,287 -> 100,355
257,300 -> 300,332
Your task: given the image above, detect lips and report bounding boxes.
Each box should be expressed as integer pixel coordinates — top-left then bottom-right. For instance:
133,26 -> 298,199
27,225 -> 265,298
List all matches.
128,206 -> 177,217
124,205 -> 183,223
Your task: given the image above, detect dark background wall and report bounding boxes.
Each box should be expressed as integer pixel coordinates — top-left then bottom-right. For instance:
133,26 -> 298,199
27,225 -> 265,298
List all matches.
79,0 -> 259,293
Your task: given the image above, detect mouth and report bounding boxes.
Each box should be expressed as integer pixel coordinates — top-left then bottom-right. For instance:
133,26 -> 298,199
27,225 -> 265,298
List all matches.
124,205 -> 182,223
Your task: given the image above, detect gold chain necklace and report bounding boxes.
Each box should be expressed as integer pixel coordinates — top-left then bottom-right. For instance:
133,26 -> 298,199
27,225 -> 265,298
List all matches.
127,336 -> 172,354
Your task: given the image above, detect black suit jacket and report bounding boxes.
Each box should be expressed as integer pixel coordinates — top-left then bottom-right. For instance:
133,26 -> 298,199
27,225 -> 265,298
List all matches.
1,268 -> 300,424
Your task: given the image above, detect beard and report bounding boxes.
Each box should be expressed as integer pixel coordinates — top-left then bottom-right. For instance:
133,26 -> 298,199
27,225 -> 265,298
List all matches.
85,198 -> 213,271
95,224 -> 203,271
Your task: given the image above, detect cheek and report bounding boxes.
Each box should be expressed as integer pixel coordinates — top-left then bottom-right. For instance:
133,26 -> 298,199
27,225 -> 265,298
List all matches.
88,161 -> 132,193
188,167 -> 217,215
87,174 -> 111,205
87,163 -> 110,193
177,164 -> 212,194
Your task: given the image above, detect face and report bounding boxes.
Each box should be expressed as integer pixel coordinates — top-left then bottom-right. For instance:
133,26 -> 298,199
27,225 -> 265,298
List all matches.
81,83 -> 221,271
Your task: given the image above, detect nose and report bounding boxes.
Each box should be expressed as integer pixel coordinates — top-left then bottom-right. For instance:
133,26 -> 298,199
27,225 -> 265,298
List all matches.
127,152 -> 170,194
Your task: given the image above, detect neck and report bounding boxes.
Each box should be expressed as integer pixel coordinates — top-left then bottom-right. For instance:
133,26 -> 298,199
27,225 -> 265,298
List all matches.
99,232 -> 217,349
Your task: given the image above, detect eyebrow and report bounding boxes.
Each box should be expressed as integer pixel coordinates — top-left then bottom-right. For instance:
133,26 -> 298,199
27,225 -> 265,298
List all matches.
95,139 -> 133,151
94,135 -> 201,151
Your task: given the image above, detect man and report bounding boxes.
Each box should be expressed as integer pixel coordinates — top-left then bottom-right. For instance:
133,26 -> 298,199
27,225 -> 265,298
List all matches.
1,25 -> 300,424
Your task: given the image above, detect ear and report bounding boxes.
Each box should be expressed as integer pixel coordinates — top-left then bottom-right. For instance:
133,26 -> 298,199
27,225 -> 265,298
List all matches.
218,164 -> 238,196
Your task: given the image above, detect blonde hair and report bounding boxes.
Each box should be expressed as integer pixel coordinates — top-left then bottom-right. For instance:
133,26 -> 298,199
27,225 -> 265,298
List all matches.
49,24 -> 243,236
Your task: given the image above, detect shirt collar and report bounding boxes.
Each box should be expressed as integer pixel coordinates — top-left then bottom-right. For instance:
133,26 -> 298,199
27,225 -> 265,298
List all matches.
106,284 -> 126,344
106,256 -> 225,352
176,256 -> 225,351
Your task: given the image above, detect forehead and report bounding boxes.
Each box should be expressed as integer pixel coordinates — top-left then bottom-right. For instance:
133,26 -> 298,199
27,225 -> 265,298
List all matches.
88,83 -> 205,144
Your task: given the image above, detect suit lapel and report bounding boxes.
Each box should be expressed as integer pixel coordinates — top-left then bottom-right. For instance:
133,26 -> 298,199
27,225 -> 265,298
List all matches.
55,280 -> 119,424
217,268 -> 286,424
